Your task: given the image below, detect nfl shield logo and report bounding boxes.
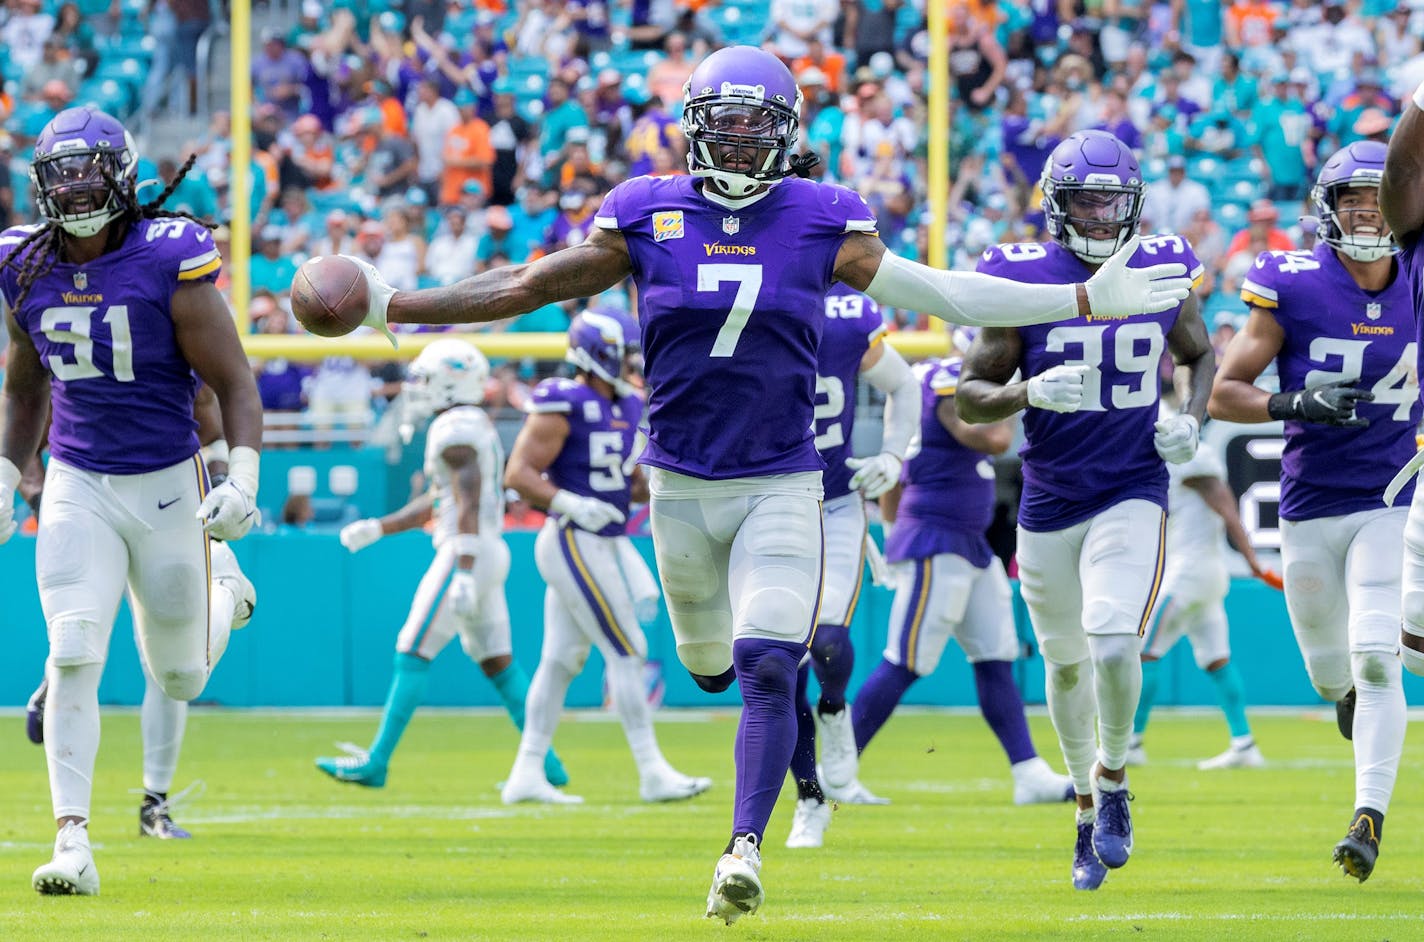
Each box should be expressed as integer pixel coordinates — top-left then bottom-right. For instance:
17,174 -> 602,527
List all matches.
73,271 -> 87,290
1367,302 -> 1382,320
722,216 -> 739,236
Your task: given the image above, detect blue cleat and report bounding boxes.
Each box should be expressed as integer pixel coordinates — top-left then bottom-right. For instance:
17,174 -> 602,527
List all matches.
1092,786 -> 1134,869
316,744 -> 388,788
544,749 -> 569,788
25,678 -> 46,745
140,793 -> 193,839
1073,820 -> 1107,890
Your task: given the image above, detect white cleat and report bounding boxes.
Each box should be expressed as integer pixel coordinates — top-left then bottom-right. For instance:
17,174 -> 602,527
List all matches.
210,540 -> 257,629
1197,742 -> 1265,770
33,821 -> 99,896
1125,742 -> 1149,767
818,771 -> 891,805
639,768 -> 713,803
1011,756 -> 1075,806
706,834 -> 763,925
501,769 -> 584,805
785,798 -> 832,848
813,707 -> 859,789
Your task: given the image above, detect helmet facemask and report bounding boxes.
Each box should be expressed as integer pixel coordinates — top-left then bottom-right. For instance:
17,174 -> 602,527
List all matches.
1315,181 -> 1394,263
32,147 -> 134,237
1049,186 -> 1142,263
682,87 -> 801,199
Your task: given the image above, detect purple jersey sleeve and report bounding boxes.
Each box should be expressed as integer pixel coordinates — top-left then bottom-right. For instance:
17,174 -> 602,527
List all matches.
885,357 -> 995,567
1246,244 -> 1420,518
816,284 -> 886,500
600,175 -> 878,480
978,238 -> 1192,532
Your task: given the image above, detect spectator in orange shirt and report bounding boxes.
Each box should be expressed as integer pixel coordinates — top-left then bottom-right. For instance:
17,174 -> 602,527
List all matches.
648,32 -> 696,108
367,79 -> 409,139
1225,0 -> 1279,50
791,38 -> 846,95
440,88 -> 494,206
1225,199 -> 1296,257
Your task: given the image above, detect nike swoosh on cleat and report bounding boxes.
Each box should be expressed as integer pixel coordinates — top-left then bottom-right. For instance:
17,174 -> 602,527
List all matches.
77,864 -> 87,876
158,498 -> 182,510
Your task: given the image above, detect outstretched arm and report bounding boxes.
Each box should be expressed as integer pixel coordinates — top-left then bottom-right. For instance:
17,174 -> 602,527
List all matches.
956,327 -> 1029,423
834,232 -> 1193,325
1382,85 -> 1424,246
386,227 -> 633,326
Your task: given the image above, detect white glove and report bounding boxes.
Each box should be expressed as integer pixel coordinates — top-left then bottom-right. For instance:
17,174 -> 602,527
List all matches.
550,489 -> 626,531
0,456 -> 19,545
340,518 -> 384,553
1084,235 -> 1193,316
196,478 -> 258,541
344,255 -> 399,349
447,570 -> 479,622
845,452 -> 903,500
1027,363 -> 1091,413
1153,413 -> 1200,464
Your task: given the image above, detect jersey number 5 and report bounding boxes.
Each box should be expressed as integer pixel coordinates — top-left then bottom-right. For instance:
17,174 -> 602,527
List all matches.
699,263 -> 763,357
40,305 -> 135,382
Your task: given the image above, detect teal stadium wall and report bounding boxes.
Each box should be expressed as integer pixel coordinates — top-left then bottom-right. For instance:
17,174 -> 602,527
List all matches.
4,525 -> 1418,711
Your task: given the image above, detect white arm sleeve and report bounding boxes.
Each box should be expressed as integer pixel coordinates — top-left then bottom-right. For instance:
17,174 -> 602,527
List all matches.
863,250 -> 1079,326
860,343 -> 920,460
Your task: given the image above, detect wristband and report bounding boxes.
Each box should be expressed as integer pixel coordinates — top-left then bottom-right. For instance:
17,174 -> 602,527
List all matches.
200,439 -> 230,466
0,456 -> 20,492
227,446 -> 260,497
1414,78 -> 1424,112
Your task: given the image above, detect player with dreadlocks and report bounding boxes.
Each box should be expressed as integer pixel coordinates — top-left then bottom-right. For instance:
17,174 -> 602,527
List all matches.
0,106 -> 263,896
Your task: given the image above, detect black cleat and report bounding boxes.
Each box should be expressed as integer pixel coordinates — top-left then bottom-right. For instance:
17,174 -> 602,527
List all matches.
1333,811 -> 1381,882
25,678 -> 46,745
140,793 -> 193,840
1335,688 -> 1356,741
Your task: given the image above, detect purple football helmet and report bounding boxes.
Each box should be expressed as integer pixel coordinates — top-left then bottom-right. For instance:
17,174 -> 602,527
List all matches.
680,45 -> 802,199
567,307 -> 639,396
1312,141 -> 1393,262
1040,130 -> 1144,263
30,107 -> 138,237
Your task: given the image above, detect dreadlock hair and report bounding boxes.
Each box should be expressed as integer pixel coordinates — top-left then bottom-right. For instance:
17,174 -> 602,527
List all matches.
0,152 -> 216,316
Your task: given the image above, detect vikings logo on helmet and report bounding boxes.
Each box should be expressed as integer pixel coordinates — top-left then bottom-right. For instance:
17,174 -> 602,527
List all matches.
403,338 -> 491,432
30,107 -> 139,238
1311,140 -> 1395,263
1040,130 -> 1145,264
680,46 -> 803,199
567,307 -> 640,397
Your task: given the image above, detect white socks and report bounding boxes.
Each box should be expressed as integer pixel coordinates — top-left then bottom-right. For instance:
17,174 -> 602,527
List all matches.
1046,657 -> 1099,796
605,656 -> 666,776
1353,649 -> 1405,814
1089,633 -> 1144,771
46,663 -> 103,821
141,668 -> 188,794
514,657 -> 578,774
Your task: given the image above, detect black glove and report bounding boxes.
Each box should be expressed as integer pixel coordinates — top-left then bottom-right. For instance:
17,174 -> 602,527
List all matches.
1267,381 -> 1373,428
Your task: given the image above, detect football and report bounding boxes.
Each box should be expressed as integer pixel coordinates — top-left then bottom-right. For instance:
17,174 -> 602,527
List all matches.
291,255 -> 370,338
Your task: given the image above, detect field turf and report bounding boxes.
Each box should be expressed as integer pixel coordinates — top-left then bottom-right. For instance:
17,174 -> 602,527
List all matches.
0,708 -> 1420,941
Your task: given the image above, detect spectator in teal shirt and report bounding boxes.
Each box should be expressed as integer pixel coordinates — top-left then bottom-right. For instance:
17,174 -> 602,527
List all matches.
250,225 -> 301,295
1178,0 -> 1225,68
475,204 -> 537,265
538,77 -> 591,186
1249,73 -> 1313,201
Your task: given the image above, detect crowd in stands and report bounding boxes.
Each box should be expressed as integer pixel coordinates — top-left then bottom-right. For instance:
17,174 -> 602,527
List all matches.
3,0 -> 1424,430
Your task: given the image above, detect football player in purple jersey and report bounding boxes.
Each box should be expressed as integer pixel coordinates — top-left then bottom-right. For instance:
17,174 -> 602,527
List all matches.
782,284 -> 920,850
0,107 -> 262,896
1215,141 -> 1417,882
320,46 -> 1192,922
849,350 -> 1075,809
501,308 -> 712,805
20,385 -> 253,842
958,130 -> 1214,891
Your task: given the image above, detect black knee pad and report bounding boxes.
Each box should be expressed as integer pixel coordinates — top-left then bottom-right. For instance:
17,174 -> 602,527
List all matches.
691,666 -> 737,693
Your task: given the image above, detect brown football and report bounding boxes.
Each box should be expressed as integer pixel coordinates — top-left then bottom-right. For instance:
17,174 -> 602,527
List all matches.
291,255 -> 370,338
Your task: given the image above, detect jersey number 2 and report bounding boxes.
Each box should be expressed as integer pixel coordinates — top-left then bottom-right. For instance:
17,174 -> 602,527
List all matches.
698,263 -> 763,357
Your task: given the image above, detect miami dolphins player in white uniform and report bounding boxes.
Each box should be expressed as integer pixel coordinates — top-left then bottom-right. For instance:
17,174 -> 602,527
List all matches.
784,283 -> 920,849
958,130 -> 1214,891
501,307 -> 712,805
1128,412 -> 1280,770
0,107 -> 263,895
318,339 -> 568,791
316,45 -> 1190,923
1215,141 -> 1416,882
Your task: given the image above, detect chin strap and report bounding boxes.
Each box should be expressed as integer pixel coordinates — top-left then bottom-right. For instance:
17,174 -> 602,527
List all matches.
789,152 -> 821,179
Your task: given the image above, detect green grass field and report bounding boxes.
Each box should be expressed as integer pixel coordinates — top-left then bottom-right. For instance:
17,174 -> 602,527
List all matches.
0,708 -> 1420,941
